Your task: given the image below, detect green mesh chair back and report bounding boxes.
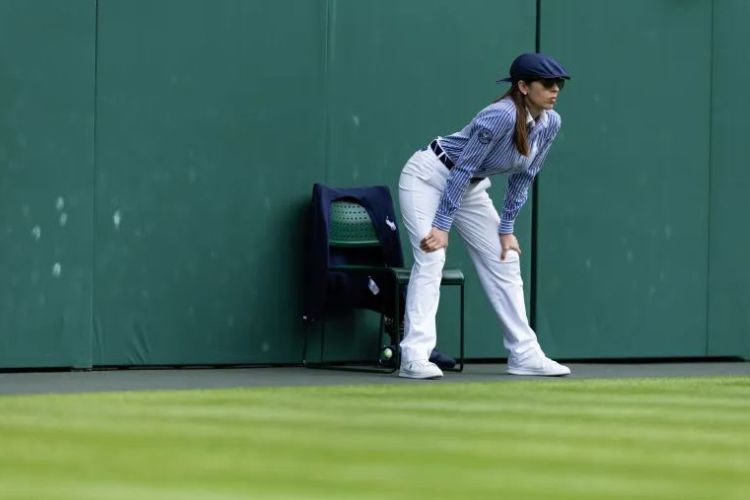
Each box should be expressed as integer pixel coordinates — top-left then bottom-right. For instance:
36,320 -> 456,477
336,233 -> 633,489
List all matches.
329,200 -> 380,247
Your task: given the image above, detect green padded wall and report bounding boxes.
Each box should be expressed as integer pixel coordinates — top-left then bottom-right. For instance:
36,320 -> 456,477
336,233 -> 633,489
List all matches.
707,0 -> 750,358
536,0 -> 713,358
322,0 -> 536,360
0,1 -> 95,369
2,0 -> 748,368
93,0 -> 326,365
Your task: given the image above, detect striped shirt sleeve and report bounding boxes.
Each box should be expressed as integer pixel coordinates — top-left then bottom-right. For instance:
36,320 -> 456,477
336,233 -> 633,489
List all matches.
433,108 -> 514,231
499,122 -> 560,234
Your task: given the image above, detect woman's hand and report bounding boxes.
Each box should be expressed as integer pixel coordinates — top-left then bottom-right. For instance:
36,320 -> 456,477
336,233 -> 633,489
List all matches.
420,228 -> 449,252
499,233 -> 521,260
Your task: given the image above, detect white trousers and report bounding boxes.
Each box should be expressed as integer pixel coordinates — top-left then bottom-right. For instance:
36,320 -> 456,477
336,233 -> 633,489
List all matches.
398,148 -> 542,363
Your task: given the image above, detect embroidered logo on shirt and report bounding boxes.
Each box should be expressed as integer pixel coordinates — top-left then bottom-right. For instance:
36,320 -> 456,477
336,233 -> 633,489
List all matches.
477,127 -> 493,144
385,216 -> 397,231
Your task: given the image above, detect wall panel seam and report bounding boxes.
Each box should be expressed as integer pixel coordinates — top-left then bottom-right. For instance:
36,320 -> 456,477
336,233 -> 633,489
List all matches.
88,0 -> 100,369
705,0 -> 715,356
530,0 -> 541,329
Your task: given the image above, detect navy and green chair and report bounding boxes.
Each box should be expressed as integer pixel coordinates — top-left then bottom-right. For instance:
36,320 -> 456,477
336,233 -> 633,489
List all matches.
302,184 -> 464,372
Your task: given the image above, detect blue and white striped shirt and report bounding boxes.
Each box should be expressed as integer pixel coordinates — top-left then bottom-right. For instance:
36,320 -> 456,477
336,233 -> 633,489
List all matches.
433,97 -> 561,234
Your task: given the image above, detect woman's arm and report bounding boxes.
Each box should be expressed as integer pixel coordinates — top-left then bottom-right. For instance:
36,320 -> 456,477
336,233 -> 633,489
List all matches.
498,141 -> 551,235
499,118 -> 561,235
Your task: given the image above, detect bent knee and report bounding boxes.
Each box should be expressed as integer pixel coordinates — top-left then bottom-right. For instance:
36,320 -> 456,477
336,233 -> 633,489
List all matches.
413,250 -> 446,274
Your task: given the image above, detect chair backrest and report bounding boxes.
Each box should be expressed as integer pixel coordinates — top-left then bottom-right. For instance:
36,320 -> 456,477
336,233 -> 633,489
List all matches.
329,200 -> 380,247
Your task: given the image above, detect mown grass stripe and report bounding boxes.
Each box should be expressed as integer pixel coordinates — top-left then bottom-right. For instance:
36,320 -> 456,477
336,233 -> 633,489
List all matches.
0,377 -> 748,500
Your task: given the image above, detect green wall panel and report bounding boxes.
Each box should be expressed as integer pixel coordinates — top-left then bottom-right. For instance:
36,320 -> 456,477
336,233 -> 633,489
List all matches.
2,0 -> 747,368
0,1 -> 95,369
536,0 -> 712,358
707,0 -> 750,358
323,0 -> 536,360
93,0 -> 326,365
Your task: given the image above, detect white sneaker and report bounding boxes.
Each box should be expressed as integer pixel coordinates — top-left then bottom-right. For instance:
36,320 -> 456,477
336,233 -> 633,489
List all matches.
399,360 -> 444,379
507,355 -> 571,377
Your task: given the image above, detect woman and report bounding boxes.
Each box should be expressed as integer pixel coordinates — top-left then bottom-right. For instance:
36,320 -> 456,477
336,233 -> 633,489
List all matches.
398,53 -> 571,379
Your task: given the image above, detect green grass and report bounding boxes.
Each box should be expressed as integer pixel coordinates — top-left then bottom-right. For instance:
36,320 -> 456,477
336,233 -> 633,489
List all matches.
1,377 -> 749,500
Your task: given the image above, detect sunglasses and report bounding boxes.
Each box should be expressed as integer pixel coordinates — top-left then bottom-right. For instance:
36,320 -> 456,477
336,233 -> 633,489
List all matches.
537,78 -> 566,90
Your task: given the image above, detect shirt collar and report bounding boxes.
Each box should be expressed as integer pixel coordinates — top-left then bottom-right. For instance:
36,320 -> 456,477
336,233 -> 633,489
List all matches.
526,108 -> 549,129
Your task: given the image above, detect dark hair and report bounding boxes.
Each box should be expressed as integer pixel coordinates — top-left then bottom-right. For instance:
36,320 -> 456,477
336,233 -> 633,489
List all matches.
493,82 -> 529,156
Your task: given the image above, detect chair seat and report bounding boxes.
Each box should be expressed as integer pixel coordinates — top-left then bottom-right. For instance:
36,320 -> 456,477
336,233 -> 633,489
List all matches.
391,267 -> 411,283
390,267 -> 464,285
440,268 -> 465,284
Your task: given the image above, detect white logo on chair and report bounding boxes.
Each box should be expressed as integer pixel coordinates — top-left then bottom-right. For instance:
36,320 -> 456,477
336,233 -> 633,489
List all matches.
385,216 -> 397,231
368,276 -> 380,295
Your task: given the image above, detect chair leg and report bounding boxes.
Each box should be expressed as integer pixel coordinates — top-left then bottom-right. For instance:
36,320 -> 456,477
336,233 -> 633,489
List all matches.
301,321 -> 311,365
301,319 -> 326,367
442,282 -> 465,373
319,320 -> 326,363
377,313 -> 385,358
392,282 -> 401,373
458,282 -> 465,372
377,314 -> 397,370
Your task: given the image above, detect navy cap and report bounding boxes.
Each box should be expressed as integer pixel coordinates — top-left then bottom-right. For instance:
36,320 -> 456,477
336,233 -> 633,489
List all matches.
497,53 -> 570,83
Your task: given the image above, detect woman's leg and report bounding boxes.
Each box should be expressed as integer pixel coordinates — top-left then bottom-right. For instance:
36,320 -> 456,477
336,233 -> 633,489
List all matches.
451,180 -> 539,357
398,149 -> 448,366
452,180 -> 569,375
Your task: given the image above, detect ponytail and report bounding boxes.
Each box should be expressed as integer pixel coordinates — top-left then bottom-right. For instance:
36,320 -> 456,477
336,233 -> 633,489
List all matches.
493,84 -> 529,156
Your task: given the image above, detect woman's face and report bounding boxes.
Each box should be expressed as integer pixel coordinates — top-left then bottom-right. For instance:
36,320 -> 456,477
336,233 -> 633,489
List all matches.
520,79 -> 563,112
